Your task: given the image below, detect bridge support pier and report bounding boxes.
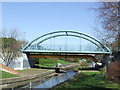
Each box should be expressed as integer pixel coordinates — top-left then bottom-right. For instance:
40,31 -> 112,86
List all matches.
101,54 -> 109,72
95,54 -> 109,70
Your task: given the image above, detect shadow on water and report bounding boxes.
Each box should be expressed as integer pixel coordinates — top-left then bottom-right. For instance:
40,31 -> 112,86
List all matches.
40,67 -> 58,69
15,70 -> 77,90
79,67 -> 100,70
33,65 -> 59,69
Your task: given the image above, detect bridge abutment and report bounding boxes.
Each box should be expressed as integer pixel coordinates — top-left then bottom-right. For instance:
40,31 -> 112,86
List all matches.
27,57 -> 35,68
103,54 -> 110,72
95,54 -> 110,71
95,54 -> 110,70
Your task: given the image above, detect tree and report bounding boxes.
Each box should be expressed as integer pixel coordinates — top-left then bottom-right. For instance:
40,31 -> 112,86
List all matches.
0,29 -> 27,66
94,2 -> 119,47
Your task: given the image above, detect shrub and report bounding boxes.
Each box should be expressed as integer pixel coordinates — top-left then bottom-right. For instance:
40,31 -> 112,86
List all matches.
99,67 -> 106,74
39,58 -> 57,65
107,61 -> 120,80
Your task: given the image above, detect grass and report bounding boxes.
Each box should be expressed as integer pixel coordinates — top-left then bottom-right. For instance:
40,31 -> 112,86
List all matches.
58,59 -> 70,64
54,71 -> 119,89
38,58 -> 56,67
0,70 -> 19,79
38,58 -> 70,67
40,63 -> 56,67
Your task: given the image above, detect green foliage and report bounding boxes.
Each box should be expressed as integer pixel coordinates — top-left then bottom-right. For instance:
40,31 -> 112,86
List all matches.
38,58 -> 70,67
99,67 -> 106,74
39,58 -> 57,65
0,38 -> 21,66
57,59 -> 70,64
39,58 -> 56,67
54,71 -> 119,89
1,38 -> 17,48
83,72 -> 100,75
0,70 -> 19,79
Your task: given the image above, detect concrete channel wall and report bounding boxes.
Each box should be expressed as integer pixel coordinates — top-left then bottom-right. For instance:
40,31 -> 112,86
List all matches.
1,70 -> 55,88
0,64 -> 80,88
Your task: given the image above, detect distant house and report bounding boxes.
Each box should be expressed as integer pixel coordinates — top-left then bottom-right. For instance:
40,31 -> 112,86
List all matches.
0,53 -> 30,70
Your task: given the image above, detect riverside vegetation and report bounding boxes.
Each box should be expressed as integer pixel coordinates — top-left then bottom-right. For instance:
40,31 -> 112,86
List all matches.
37,58 -> 70,67
0,70 -> 19,79
53,71 -> 119,89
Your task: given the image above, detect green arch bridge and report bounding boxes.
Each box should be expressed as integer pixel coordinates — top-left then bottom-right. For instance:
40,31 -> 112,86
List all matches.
21,30 -> 111,68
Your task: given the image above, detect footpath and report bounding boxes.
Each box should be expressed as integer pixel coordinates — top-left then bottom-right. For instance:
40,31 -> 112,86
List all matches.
18,68 -> 49,77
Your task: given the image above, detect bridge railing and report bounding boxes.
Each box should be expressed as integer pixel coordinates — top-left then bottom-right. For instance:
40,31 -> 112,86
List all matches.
26,44 -> 104,52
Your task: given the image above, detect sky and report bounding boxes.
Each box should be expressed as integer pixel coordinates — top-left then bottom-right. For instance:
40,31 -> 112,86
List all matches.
2,2 -> 97,43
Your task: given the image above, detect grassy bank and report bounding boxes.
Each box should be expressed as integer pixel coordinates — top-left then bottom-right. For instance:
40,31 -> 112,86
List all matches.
38,58 -> 70,67
0,70 -> 19,79
54,71 -> 119,89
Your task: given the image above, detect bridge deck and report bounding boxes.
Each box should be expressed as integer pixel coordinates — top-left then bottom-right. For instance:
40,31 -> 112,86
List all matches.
27,54 -> 98,62
21,50 -> 111,54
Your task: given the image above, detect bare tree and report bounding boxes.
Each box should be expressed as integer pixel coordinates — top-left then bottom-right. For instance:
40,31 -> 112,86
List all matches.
0,28 -> 26,66
93,2 -> 120,51
93,2 -> 119,43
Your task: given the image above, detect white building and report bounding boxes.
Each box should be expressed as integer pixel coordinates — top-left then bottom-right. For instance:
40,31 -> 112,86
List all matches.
0,53 -> 30,70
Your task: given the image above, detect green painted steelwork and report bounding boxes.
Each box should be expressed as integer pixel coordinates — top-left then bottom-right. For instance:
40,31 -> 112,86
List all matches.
22,30 -> 111,54
37,34 -> 102,50
21,50 -> 111,54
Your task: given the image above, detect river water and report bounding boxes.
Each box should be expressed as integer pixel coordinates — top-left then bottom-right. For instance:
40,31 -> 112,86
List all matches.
15,70 -> 77,89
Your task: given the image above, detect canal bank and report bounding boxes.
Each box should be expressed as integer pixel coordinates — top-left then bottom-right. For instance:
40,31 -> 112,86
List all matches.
53,71 -> 120,89
0,70 -> 55,88
0,63 -> 80,89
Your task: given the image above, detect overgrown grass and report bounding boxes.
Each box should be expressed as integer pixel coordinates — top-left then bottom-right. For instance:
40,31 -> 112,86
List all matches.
38,58 -> 70,67
54,71 -> 119,89
0,70 -> 19,79
58,59 -> 70,64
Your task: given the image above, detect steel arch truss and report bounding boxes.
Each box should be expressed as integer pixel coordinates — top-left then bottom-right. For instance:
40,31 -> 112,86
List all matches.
21,30 -> 111,54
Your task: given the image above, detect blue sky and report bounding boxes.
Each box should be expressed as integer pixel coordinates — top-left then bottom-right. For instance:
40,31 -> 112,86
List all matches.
2,2 -> 97,43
